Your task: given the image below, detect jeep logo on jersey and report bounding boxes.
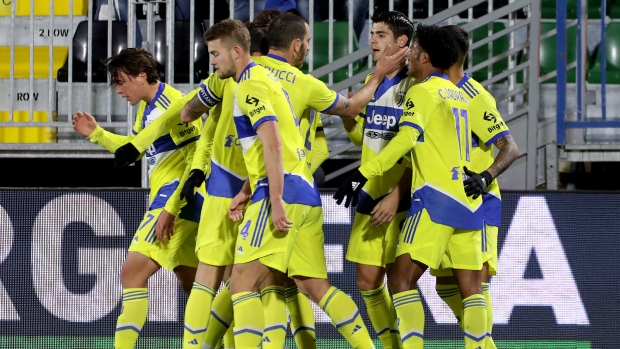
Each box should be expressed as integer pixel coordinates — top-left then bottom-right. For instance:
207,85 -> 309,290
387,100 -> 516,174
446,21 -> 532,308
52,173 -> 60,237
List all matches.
366,111 -> 397,129
484,111 -> 497,123
406,98 -> 414,110
246,95 -> 259,107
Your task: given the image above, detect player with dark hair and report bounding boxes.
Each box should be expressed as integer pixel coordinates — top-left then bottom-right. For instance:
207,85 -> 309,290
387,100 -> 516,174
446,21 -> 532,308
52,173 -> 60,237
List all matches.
431,24 -> 519,349
339,10 -> 415,349
72,47 -> 202,349
335,24 -> 489,349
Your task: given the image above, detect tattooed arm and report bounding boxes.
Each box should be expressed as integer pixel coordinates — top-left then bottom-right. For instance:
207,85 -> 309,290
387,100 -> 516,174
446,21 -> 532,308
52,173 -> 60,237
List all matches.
487,134 -> 519,178
181,94 -> 211,122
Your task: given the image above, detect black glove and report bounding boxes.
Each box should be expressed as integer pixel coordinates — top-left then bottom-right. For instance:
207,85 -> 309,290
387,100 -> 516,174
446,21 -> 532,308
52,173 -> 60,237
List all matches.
180,169 -> 206,202
333,169 -> 368,208
114,143 -> 140,168
463,166 -> 493,199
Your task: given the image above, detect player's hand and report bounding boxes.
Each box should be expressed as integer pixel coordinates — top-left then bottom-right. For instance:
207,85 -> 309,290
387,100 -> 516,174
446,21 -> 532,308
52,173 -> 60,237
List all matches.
114,143 -> 140,168
156,209 -> 176,242
370,191 -> 399,227
72,111 -> 97,137
229,190 -> 251,222
374,44 -> 409,78
180,169 -> 206,202
333,169 -> 368,208
271,200 -> 292,233
463,166 -> 493,199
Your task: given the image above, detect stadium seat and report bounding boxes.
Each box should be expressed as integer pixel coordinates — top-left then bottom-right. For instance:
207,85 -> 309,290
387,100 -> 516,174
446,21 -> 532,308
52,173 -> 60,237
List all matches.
0,46 -> 67,79
153,20 -> 210,84
0,111 -> 56,143
587,23 -> 620,84
302,21 -> 362,84
0,0 -> 87,16
468,22 -> 509,83
57,21 -> 128,83
539,22 -> 579,83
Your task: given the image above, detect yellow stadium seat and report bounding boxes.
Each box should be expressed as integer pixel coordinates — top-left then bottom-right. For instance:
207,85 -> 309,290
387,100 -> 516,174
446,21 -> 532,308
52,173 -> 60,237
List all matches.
0,111 -> 56,143
0,0 -> 88,16
0,46 -> 68,78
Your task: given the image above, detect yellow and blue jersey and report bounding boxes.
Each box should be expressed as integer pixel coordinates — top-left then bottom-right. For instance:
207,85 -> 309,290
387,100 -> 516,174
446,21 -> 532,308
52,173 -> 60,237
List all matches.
456,74 -> 510,227
346,68 -> 415,215
233,62 -> 320,206
90,82 -> 202,221
253,54 -> 337,173
359,73 -> 483,230
195,73 -> 249,199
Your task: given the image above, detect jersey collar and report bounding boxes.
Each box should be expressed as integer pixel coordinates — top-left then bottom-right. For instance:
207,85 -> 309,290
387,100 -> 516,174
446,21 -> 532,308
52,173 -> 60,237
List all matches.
147,82 -> 165,111
237,61 -> 257,82
266,53 -> 289,63
428,72 -> 450,80
456,73 -> 471,88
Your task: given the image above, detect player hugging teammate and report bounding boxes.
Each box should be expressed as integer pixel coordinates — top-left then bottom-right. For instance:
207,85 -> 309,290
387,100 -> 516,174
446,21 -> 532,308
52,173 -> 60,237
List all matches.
74,9 -> 517,349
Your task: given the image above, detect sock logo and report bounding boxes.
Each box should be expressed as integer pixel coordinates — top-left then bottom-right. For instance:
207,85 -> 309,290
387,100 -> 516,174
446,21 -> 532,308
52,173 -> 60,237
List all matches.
262,336 -> 271,342
236,246 -> 244,254
132,236 -> 138,243
351,324 -> 362,335
188,338 -> 198,345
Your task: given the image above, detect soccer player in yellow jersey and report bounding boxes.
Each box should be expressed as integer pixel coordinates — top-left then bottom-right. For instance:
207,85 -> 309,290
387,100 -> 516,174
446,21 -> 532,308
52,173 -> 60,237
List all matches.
431,25 -> 519,349
203,19 -> 376,349
339,11 -> 415,349
71,48 -> 202,349
335,24 -> 488,349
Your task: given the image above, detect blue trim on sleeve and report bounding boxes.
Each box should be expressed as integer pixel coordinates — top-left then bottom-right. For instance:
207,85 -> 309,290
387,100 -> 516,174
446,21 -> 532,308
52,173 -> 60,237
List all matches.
399,121 -> 425,142
132,129 -> 139,135
485,130 -> 511,147
253,116 -> 277,131
176,135 -> 200,149
321,93 -> 340,112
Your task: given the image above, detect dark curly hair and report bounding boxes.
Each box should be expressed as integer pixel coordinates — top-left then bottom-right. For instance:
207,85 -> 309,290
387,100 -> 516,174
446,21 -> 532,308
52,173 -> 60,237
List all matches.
103,47 -> 159,86
415,24 -> 460,70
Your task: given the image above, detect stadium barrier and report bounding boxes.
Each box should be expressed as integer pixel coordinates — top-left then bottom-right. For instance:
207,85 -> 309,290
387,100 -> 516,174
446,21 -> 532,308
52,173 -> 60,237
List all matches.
0,189 -> 616,348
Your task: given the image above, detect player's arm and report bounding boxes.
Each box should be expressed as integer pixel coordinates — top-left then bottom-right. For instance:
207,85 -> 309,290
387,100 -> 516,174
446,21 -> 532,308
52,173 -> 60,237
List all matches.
370,166 -> 412,226
72,111 -> 136,152
323,45 -> 409,119
487,133 -> 519,178
309,126 -> 329,174
256,120 -> 292,232
181,74 -> 227,122
191,108 -> 220,172
344,115 -> 364,146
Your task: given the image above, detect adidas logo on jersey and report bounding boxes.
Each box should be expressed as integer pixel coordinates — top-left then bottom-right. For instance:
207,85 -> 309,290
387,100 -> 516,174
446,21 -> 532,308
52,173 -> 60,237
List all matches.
237,246 -> 244,254
132,236 -> 139,244
351,324 -> 362,335
187,338 -> 199,345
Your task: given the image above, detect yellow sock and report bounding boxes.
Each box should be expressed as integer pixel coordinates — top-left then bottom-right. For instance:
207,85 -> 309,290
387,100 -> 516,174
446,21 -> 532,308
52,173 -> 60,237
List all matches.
183,282 -> 216,349
482,283 -> 497,349
360,283 -> 399,349
114,288 -> 148,349
285,286 -> 316,349
203,282 -> 233,349
319,286 -> 375,349
436,284 -> 463,328
260,286 -> 287,349
232,292 -> 263,349
223,323 -> 235,349
463,294 -> 487,349
393,290 -> 424,349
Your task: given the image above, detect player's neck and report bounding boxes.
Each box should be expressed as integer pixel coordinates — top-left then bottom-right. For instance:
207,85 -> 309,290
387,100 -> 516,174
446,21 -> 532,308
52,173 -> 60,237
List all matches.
235,54 -> 254,81
143,81 -> 161,104
446,65 -> 465,85
267,49 -> 293,65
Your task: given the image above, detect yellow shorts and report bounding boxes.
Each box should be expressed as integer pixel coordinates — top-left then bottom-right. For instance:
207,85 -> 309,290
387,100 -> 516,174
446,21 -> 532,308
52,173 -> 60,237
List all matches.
346,211 -> 407,267
288,206 -> 327,279
396,208 -> 483,271
129,208 -> 199,271
196,194 -> 242,266
234,198 -> 315,274
430,223 -> 498,277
